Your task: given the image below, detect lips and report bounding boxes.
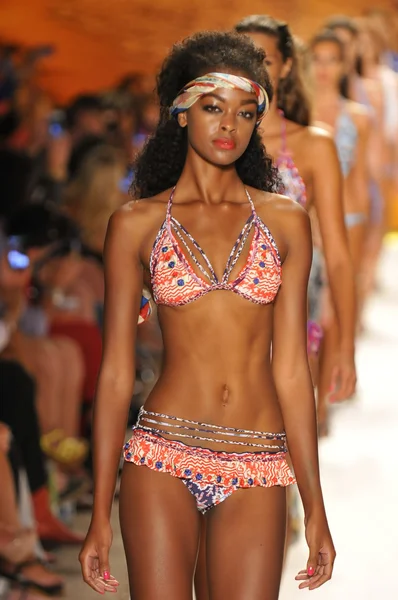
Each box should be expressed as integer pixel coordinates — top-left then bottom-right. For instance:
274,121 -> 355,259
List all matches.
213,138 -> 236,150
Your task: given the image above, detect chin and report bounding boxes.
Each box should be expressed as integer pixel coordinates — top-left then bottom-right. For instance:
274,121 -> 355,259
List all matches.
211,154 -> 241,168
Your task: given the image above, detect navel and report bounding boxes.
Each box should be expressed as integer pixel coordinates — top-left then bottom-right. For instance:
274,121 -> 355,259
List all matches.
222,384 -> 230,406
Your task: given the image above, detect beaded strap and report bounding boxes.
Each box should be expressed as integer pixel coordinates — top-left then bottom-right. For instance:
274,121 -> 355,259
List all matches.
170,218 -> 218,283
166,187 -> 258,286
135,408 -> 287,451
222,216 -> 255,283
134,425 -> 286,451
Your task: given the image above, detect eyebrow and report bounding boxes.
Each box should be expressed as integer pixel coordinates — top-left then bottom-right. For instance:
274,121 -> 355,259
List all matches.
203,92 -> 258,106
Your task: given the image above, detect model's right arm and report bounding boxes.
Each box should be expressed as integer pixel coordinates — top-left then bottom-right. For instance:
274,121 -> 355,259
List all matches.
80,203 -> 144,594
92,205 -> 143,521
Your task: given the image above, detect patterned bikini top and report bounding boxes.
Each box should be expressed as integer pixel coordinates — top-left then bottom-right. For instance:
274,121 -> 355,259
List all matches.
150,188 -> 281,307
334,102 -> 358,179
275,110 -> 307,207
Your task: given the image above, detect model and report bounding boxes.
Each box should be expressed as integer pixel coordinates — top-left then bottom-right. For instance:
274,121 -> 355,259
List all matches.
79,31 -> 335,599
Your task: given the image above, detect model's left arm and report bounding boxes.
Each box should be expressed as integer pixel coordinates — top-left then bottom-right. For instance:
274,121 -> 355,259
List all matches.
352,110 -> 371,218
272,201 -> 336,590
311,130 -> 356,401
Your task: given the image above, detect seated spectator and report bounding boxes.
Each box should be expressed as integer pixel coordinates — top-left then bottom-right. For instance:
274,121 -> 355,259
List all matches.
0,359 -> 84,546
0,205 -> 88,464
65,94 -> 106,147
0,421 -> 65,596
3,201 -> 104,434
64,143 -> 126,259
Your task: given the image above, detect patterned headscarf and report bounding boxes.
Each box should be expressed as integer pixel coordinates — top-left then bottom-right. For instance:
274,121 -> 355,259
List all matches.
170,72 -> 269,126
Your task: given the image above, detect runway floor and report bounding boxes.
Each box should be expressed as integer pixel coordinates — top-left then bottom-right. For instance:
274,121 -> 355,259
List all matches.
57,238 -> 398,600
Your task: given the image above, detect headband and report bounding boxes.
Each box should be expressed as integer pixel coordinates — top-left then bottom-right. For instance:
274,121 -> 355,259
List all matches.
170,72 -> 269,126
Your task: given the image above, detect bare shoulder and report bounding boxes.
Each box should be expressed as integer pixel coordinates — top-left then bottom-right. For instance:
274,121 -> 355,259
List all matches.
306,124 -> 334,145
107,190 -> 171,242
294,124 -> 337,157
305,125 -> 338,159
346,100 -> 371,130
249,189 -> 311,244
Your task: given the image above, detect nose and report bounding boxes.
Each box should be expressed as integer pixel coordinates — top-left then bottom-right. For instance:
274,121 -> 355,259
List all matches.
220,112 -> 237,133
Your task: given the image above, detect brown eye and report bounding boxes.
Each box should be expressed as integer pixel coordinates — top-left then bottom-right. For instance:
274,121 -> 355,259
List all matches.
239,111 -> 255,120
203,105 -> 222,113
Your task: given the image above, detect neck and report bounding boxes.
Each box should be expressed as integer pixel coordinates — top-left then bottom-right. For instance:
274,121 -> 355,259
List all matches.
177,147 -> 245,204
263,98 -> 281,122
361,60 -> 378,77
313,86 -> 341,105
256,98 -> 284,137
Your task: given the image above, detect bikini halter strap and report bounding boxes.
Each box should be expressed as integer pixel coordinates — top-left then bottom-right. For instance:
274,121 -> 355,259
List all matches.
166,187 -> 176,221
245,188 -> 257,217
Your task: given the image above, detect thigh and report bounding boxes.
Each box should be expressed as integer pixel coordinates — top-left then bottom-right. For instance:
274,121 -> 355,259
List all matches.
194,516 -> 210,600
119,462 -> 200,600
206,486 -> 287,600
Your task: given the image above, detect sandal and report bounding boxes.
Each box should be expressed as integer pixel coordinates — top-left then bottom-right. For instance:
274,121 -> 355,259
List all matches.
0,558 -> 64,596
0,527 -> 36,565
41,429 -> 88,467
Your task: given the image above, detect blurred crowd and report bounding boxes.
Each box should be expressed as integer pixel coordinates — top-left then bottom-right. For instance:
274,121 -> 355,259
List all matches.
0,41 -> 163,599
0,5 -> 397,598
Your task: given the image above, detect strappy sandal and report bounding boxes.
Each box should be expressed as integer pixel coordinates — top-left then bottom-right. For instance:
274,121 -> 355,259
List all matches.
40,429 -> 88,468
0,558 -> 64,596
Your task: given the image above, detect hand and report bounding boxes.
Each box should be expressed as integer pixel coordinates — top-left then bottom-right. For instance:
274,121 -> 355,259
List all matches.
329,348 -> 356,402
295,513 -> 336,591
79,519 -> 119,594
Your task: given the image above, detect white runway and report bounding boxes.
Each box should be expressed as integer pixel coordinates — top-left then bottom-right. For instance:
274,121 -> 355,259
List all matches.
280,238 -> 398,600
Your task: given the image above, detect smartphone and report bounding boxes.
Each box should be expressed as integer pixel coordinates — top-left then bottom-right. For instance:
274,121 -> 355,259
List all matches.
7,249 -> 30,270
48,109 -> 65,138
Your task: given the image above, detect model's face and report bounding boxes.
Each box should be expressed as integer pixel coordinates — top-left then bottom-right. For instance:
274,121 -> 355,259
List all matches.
333,27 -> 358,72
311,41 -> 344,89
244,32 -> 291,91
178,79 -> 259,167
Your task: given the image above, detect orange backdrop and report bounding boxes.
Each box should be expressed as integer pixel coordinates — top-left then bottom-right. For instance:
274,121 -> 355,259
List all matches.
0,0 -> 394,103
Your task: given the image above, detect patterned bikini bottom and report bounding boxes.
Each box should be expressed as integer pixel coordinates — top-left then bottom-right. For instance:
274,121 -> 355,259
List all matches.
123,408 -> 296,514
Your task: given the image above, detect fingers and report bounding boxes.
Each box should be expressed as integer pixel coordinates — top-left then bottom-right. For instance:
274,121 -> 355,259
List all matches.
80,550 -> 120,595
306,546 -> 319,580
309,553 -> 335,590
330,367 -> 356,402
328,367 -> 339,399
295,548 -> 336,590
98,545 -> 113,584
297,566 -> 325,589
98,574 -> 119,594
80,555 -> 106,595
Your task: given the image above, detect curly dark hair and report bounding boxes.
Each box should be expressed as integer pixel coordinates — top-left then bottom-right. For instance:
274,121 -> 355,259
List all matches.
235,15 -> 312,127
132,31 -> 280,199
